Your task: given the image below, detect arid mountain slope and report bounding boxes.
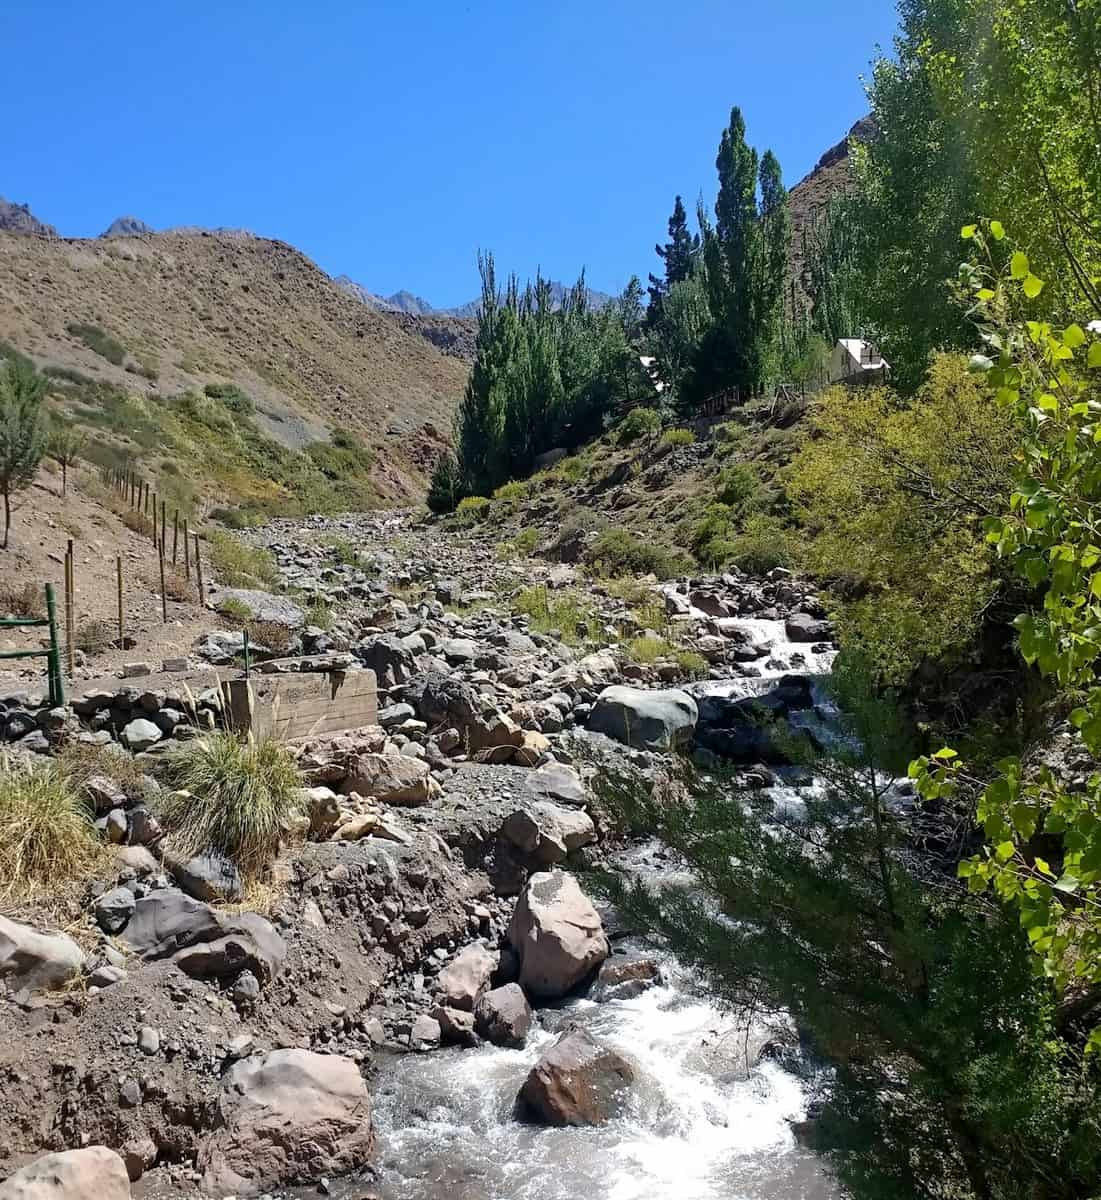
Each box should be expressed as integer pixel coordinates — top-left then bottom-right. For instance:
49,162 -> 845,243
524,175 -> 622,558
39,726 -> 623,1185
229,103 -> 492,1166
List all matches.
0,229 -> 469,488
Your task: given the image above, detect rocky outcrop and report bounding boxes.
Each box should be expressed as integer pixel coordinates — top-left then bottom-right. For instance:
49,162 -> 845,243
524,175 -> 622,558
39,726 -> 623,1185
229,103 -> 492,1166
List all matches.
501,801 -> 596,865
587,685 -> 698,751
0,1147 -> 130,1200
210,588 -> 306,628
198,1049 -> 374,1196
517,1027 -> 634,1126
507,870 -> 608,999
341,752 -> 435,806
0,916 -> 85,1002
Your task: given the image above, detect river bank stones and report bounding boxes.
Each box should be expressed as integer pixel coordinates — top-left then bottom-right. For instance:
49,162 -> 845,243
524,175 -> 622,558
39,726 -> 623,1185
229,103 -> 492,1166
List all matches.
517,1026 -> 634,1126
507,870 -> 609,1000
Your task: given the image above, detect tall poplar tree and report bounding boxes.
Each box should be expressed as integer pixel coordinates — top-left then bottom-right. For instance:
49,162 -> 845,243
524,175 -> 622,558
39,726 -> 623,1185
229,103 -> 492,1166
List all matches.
648,195 -> 698,315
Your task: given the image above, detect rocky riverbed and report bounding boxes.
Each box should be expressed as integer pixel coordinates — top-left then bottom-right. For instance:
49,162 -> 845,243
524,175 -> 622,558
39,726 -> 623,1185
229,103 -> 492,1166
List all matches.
0,511 -> 841,1199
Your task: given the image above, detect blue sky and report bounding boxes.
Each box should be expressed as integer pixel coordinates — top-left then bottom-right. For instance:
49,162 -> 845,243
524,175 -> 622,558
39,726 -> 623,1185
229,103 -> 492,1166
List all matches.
6,0 -> 898,308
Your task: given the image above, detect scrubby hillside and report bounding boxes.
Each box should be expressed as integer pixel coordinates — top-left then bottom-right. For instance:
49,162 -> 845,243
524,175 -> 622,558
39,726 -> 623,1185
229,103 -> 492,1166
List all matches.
0,228 -> 469,504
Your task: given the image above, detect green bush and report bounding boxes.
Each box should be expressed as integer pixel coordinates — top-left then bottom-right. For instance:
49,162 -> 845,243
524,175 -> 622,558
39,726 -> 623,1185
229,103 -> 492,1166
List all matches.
218,597 -> 253,625
585,527 -> 693,579
0,759 -> 101,897
514,586 -> 596,645
159,733 -> 302,879
658,427 -> 696,452
514,526 -> 540,555
550,454 -> 589,485
493,479 -> 529,503
43,365 -> 95,386
728,514 -> 796,575
66,322 -> 125,366
716,462 -> 761,509
305,599 -> 333,630
203,382 -> 254,415
455,495 -> 491,526
207,531 -> 279,588
616,407 -> 663,445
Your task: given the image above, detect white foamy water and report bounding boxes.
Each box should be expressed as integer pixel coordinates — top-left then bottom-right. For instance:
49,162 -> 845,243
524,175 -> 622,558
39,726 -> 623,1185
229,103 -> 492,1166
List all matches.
363,956 -> 833,1200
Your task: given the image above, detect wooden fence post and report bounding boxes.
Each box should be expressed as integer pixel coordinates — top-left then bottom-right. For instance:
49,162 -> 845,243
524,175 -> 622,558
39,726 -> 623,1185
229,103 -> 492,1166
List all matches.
116,555 -> 124,649
159,546 -> 168,623
194,533 -> 205,606
44,583 -> 64,706
64,539 -> 75,677
184,519 -> 191,578
160,499 -> 167,551
172,509 -> 179,565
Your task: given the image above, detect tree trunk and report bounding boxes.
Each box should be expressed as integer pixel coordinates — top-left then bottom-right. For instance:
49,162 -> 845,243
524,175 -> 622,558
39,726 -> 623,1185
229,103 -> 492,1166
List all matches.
2,487 -> 9,550
61,462 -> 67,497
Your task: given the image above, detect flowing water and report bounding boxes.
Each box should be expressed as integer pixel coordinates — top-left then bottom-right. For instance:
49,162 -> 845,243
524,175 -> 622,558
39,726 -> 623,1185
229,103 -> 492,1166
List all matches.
356,614 -> 840,1200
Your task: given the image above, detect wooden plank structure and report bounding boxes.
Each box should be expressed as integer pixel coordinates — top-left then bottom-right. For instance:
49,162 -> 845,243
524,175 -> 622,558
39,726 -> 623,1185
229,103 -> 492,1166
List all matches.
221,666 -> 378,741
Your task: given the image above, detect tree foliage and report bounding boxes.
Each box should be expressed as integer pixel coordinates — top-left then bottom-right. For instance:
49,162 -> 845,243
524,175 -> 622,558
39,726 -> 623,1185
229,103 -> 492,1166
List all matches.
0,357 -> 48,549
913,223 -> 1101,1037
788,354 -> 1018,682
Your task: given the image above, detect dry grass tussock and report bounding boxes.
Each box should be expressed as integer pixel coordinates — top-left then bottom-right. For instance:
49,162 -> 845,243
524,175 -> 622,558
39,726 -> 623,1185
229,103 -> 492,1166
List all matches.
0,754 -> 103,900
159,732 -> 302,881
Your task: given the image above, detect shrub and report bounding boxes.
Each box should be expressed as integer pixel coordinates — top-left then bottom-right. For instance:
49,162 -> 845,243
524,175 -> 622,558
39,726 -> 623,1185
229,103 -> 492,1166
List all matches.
322,535 -> 361,566
121,508 -> 155,537
716,462 -> 762,510
74,619 -> 116,655
203,382 -> 254,415
163,569 -> 194,602
159,733 -> 302,879
626,634 -> 671,664
585,527 -> 693,579
305,599 -> 333,630
42,365 -> 95,386
66,322 -> 125,366
550,455 -> 589,485
728,514 -> 796,575
246,620 -> 293,655
0,580 -> 44,618
218,597 -> 253,626
207,531 -> 278,588
514,586 -> 595,646
0,758 -> 101,897
672,648 -> 709,679
58,741 -> 149,799
616,407 -> 662,445
658,428 -> 696,452
493,479 -> 529,503
513,526 -> 540,555
126,361 -> 159,382
455,495 -> 491,526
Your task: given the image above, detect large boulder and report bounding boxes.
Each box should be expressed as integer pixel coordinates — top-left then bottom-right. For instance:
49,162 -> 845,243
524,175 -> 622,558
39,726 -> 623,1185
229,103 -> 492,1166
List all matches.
120,718 -> 161,753
475,983 -> 533,1048
168,850 -> 243,903
501,801 -> 596,866
0,916 -> 85,1000
0,1147 -> 131,1200
507,870 -> 608,1000
198,1049 -> 374,1197
517,1027 -> 634,1126
587,686 -> 697,752
523,762 -> 587,807
120,890 -> 285,986
436,943 -> 498,1011
784,612 -> 833,643
356,634 -> 417,687
341,753 -> 434,806
210,588 -> 305,629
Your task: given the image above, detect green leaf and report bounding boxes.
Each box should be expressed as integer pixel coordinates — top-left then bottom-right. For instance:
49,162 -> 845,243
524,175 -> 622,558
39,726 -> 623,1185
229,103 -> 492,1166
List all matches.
961,224 -> 977,240
1089,342 -> 1101,369
977,288 -> 996,302
1011,251 -> 1030,280
1064,324 -> 1087,349
932,747 -> 959,760
1022,273 -> 1045,299
1053,874 -> 1080,894
989,220 -> 1006,241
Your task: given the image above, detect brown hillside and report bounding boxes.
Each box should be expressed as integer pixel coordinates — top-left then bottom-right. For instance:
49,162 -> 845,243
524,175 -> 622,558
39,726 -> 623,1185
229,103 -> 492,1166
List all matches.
0,230 -> 469,488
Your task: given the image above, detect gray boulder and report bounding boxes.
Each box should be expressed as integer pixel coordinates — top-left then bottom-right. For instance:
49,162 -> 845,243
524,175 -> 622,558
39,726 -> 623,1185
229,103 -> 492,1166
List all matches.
0,1147 -> 131,1200
94,887 -> 136,935
523,762 -> 587,807
507,870 -> 609,1000
0,916 -> 85,1000
120,890 -> 222,959
475,983 -> 533,1048
169,850 -> 243,903
210,588 -> 305,629
784,612 -> 833,643
356,634 -> 416,687
121,718 -> 161,752
518,1027 -> 634,1126
198,1049 -> 373,1197
501,802 -> 596,865
587,685 -> 697,751
341,753 -> 434,806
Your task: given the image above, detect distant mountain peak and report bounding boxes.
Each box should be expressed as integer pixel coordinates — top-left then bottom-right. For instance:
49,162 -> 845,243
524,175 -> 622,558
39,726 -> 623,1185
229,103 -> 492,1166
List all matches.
333,275 -> 612,320
0,196 -> 57,237
101,215 -> 154,238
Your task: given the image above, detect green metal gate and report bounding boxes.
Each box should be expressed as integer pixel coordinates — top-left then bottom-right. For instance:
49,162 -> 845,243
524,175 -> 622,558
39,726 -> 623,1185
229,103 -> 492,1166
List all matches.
0,583 -> 65,706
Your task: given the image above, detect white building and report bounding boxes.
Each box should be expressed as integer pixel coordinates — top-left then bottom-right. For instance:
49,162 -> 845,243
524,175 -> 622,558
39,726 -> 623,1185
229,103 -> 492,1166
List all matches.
828,338 -> 890,386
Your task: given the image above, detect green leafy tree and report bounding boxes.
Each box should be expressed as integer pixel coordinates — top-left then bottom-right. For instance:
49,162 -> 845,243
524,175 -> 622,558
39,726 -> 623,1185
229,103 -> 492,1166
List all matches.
788,354 -> 1018,683
0,357 -> 48,549
47,423 -> 86,497
913,223 -> 1101,1036
426,450 -> 461,514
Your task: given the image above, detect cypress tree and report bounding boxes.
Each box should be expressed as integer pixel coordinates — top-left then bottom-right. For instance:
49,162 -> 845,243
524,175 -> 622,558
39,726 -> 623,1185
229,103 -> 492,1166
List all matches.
648,196 -> 698,314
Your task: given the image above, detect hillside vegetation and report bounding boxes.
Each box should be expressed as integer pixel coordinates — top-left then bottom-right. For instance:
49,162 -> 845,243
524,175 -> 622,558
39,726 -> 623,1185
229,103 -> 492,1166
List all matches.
0,229 -> 469,513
